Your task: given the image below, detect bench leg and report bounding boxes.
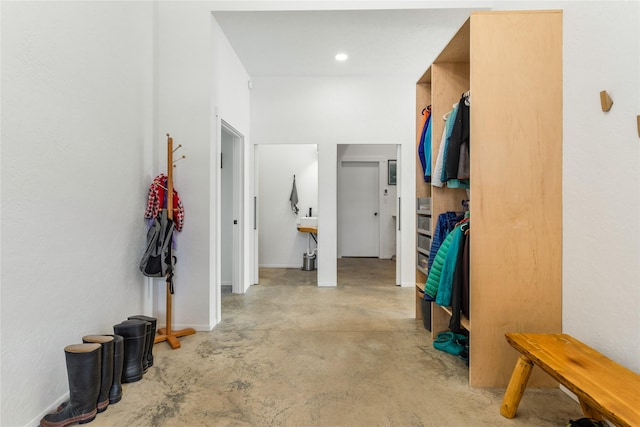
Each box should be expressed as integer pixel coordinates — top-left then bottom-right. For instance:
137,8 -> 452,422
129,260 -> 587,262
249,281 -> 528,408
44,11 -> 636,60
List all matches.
578,397 -> 604,421
500,355 -> 534,418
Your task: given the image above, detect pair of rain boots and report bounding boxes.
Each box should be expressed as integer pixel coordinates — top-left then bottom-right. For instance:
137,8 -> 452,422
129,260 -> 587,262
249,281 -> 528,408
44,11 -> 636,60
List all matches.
40,334 -> 123,427
114,315 -> 157,383
433,330 -> 469,364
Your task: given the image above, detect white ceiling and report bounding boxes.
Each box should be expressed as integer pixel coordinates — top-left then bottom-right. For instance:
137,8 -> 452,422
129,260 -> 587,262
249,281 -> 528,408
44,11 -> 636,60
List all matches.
212,8 -> 481,79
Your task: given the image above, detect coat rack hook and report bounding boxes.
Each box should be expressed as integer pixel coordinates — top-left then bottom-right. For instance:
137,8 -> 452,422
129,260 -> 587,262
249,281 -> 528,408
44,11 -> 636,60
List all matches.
173,155 -> 186,165
173,144 -> 182,153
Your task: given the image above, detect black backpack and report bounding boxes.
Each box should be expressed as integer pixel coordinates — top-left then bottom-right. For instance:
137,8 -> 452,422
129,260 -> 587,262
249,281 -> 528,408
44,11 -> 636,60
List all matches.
139,209 -> 174,278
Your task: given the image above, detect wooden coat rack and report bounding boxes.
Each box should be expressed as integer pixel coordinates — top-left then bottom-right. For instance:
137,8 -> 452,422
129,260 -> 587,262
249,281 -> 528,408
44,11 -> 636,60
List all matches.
155,134 -> 195,349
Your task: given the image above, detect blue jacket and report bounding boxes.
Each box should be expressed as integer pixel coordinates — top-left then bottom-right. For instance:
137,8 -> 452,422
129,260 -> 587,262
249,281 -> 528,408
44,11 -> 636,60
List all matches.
418,109 -> 431,182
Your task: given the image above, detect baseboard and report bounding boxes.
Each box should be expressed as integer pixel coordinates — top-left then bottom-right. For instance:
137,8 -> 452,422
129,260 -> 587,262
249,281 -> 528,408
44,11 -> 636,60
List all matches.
166,323 -> 213,332
318,281 -> 337,287
259,264 -> 303,269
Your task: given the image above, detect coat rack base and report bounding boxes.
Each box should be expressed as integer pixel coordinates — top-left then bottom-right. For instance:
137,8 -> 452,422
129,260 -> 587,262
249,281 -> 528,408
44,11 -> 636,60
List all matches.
155,327 -> 196,349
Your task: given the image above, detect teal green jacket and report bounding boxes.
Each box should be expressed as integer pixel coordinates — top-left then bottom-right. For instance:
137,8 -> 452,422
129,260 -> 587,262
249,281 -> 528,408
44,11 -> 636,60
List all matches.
424,229 -> 455,298
435,226 -> 464,306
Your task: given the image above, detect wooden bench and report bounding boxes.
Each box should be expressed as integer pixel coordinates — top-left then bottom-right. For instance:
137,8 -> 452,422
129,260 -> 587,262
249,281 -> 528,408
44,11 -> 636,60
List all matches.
500,333 -> 640,427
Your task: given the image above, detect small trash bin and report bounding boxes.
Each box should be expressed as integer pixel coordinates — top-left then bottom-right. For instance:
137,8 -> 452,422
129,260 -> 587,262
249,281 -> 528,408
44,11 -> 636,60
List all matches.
302,253 -> 316,271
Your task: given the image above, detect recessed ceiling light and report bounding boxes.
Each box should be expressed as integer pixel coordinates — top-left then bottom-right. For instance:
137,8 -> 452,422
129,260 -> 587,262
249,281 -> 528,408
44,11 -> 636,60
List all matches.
335,53 -> 348,61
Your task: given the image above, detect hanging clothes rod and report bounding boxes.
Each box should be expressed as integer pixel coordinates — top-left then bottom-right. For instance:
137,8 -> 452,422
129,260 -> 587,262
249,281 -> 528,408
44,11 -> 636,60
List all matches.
463,90 -> 471,106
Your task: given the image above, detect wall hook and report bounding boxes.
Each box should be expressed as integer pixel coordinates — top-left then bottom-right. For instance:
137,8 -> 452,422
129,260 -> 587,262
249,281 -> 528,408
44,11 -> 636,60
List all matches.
600,90 -> 613,112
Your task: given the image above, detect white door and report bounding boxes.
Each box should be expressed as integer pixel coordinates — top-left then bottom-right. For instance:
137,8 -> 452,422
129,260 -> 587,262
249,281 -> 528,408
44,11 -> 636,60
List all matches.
339,161 -> 379,257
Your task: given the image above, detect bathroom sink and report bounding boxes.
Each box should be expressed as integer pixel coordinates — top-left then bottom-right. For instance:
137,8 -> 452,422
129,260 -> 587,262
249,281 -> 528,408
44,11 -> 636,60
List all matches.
299,217 -> 317,227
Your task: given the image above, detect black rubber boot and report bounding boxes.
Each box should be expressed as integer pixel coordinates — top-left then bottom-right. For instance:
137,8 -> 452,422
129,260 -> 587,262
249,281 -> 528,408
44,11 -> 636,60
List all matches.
108,335 -> 124,404
82,335 -> 114,413
128,315 -> 157,370
113,319 -> 147,383
40,343 -> 101,427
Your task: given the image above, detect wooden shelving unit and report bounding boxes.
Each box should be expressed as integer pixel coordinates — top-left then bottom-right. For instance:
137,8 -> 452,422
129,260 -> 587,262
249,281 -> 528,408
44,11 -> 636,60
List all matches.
415,66 -> 432,324
415,10 -> 563,388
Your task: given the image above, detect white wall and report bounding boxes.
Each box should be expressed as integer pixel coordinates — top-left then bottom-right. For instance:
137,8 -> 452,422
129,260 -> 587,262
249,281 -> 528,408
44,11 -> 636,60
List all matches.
257,145 -> 318,268
493,0 -> 640,375
154,4 -> 251,330
560,0 -> 639,372
154,2 -> 213,331
0,2 -> 154,426
250,76 -> 417,287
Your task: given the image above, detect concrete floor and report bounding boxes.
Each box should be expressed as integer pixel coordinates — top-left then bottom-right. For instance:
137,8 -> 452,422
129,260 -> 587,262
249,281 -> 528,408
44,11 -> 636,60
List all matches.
90,258 -> 579,426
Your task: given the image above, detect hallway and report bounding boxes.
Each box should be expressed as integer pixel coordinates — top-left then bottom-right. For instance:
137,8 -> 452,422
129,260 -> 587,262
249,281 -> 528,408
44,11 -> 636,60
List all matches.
92,259 -> 578,426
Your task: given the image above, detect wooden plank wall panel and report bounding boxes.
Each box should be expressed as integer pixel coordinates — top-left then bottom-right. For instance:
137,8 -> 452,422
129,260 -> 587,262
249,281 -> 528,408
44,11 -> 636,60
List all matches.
435,19 -> 470,63
469,11 -> 562,387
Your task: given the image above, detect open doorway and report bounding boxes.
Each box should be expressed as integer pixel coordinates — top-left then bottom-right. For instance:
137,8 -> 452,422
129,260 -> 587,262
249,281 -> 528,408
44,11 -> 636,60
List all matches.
220,121 -> 244,295
337,144 -> 399,284
254,144 -> 318,282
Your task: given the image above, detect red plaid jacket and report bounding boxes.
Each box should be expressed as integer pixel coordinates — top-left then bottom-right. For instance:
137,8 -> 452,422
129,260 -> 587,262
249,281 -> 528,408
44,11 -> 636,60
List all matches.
144,173 -> 185,232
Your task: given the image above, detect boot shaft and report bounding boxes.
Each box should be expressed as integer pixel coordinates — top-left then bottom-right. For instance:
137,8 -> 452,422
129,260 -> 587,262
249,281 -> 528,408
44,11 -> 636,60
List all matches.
64,343 -> 102,402
113,320 -> 147,383
82,335 -> 114,412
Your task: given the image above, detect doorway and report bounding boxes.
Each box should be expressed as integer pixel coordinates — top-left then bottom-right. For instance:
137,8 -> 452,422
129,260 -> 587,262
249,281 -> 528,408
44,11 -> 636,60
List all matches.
254,144 -> 318,280
220,122 -> 244,294
337,144 -> 399,267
